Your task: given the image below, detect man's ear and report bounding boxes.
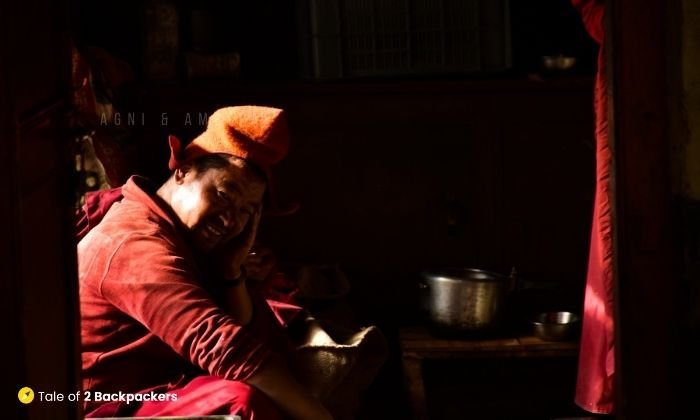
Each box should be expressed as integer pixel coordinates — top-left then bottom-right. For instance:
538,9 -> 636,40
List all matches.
168,135 -> 183,170
174,164 -> 194,184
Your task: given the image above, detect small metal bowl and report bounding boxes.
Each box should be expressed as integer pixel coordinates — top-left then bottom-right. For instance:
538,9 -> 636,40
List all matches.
542,55 -> 577,72
531,311 -> 580,341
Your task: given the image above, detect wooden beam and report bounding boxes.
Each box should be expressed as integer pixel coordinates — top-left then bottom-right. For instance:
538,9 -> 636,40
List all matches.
608,0 -> 679,418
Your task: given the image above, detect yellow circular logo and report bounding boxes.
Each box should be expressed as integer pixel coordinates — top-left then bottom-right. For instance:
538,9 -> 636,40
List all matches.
18,387 -> 34,404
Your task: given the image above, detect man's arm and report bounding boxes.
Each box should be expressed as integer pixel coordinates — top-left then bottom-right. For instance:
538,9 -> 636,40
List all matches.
247,356 -> 334,420
216,210 -> 259,325
215,280 -> 331,419
101,233 -> 330,419
221,280 -> 254,325
99,233 -> 273,381
218,267 -> 332,419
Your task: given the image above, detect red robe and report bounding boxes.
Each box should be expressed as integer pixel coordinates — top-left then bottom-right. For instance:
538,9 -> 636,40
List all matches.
572,0 -> 615,413
78,176 -> 301,418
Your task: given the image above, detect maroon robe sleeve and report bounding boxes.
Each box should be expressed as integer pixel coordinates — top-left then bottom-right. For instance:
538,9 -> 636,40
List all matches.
99,232 -> 274,382
76,187 -> 123,241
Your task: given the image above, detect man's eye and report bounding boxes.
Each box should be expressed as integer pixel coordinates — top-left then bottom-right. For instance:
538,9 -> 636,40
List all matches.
217,190 -> 230,202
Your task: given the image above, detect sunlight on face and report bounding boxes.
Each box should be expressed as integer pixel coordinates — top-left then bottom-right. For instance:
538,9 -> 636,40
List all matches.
171,179 -> 203,215
171,158 -> 266,254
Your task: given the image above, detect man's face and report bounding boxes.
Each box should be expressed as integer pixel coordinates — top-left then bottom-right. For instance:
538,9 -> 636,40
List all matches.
170,159 -> 266,254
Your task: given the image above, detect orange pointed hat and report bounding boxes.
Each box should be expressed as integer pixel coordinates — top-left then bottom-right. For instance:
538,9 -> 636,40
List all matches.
168,105 -> 289,171
168,105 -> 298,214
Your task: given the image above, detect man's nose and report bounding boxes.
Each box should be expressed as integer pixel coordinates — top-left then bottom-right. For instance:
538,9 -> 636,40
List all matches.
219,210 -> 235,229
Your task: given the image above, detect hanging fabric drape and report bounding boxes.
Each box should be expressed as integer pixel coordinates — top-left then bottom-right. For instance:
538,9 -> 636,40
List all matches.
571,0 -> 615,414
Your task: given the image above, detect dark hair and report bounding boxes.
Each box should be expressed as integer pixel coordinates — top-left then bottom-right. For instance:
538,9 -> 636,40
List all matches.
190,153 -> 267,183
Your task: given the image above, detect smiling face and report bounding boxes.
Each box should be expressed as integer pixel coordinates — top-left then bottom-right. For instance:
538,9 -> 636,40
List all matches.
169,156 -> 266,254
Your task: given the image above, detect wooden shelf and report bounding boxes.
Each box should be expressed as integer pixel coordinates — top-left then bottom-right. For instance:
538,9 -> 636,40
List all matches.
399,326 -> 579,420
400,326 -> 579,359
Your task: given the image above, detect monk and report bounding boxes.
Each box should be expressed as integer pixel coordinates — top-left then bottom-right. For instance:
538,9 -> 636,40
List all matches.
78,106 -> 333,419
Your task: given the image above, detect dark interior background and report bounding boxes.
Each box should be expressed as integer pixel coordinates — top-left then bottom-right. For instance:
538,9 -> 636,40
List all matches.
73,0 -> 597,80
70,1 -> 598,418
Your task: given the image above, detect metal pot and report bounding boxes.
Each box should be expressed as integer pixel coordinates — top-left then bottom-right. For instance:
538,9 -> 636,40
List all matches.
419,268 -> 516,334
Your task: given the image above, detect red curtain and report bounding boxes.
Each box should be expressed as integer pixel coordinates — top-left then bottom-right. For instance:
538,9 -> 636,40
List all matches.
571,0 -> 615,414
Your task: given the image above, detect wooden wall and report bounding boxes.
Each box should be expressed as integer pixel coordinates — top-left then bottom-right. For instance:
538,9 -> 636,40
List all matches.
1,0 -> 81,419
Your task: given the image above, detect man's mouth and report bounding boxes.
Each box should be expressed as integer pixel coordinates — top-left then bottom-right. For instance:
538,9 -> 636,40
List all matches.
204,222 -> 227,239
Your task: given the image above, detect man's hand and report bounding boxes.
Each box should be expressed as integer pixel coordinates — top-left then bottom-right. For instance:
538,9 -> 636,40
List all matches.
214,211 -> 261,325
244,244 -> 277,282
217,211 -> 261,281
